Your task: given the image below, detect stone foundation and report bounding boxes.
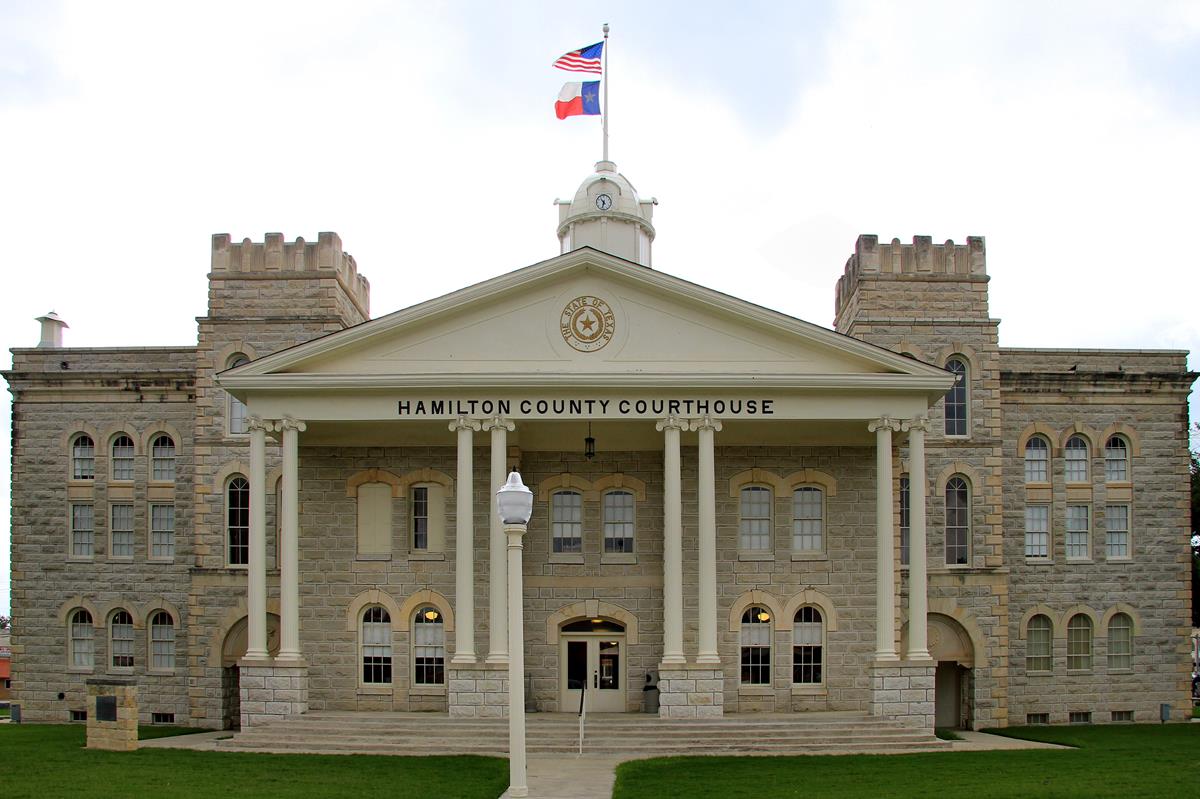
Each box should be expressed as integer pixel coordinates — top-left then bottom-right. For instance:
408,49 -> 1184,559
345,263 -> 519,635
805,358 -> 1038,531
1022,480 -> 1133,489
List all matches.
870,660 -> 935,730
448,662 -> 510,718
86,678 -> 138,751
658,665 -> 724,718
239,659 -> 309,728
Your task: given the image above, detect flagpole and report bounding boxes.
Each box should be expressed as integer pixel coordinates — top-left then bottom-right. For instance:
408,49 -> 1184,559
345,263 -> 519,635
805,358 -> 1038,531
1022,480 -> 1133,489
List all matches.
602,22 -> 610,163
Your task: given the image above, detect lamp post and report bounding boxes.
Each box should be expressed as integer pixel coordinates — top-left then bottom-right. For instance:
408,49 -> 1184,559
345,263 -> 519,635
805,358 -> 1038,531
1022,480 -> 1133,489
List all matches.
496,470 -> 533,798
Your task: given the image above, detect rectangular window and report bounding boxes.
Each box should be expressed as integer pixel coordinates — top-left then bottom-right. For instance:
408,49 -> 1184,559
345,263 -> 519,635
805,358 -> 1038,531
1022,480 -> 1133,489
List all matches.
110,504 -> 134,559
71,504 -> 94,558
150,504 -> 175,560
1024,505 -> 1049,559
899,477 -> 910,566
602,491 -> 635,554
1068,711 -> 1091,725
1026,713 -> 1049,725
551,492 -> 582,554
151,712 -> 175,724
1066,505 -> 1090,560
151,623 -> 175,671
69,710 -> 87,722
1105,505 -> 1129,559
1111,710 -> 1133,723
411,486 -> 428,550
739,487 -> 772,551
791,488 -> 823,552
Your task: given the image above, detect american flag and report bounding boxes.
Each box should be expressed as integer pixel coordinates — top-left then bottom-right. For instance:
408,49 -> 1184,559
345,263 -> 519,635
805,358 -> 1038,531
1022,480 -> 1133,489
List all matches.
553,41 -> 604,74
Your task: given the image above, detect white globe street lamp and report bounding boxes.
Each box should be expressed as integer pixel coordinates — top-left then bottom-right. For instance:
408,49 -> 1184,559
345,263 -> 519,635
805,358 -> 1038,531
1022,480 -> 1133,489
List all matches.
496,470 -> 533,798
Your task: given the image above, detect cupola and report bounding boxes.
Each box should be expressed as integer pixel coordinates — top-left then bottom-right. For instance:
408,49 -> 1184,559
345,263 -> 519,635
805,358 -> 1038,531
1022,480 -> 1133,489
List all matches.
556,161 -> 656,266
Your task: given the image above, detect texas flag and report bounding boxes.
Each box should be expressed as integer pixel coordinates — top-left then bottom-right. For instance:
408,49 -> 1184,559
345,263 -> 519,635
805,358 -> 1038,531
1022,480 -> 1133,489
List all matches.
555,81 -> 601,120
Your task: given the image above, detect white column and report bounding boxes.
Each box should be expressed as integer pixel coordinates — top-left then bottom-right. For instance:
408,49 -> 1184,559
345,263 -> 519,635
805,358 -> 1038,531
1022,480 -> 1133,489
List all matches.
869,417 -> 899,661
691,416 -> 722,664
277,417 -> 306,662
904,417 -> 932,660
656,417 -> 686,665
246,416 -> 270,660
505,521 -> 529,797
450,416 -> 482,664
484,417 -> 515,664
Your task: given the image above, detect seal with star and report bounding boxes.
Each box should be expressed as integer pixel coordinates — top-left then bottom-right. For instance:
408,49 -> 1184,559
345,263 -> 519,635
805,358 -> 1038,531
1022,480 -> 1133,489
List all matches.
560,295 -> 616,352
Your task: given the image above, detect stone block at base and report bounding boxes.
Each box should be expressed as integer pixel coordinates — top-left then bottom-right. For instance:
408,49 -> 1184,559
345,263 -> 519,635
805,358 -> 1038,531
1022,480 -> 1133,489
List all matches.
447,662 -> 510,718
86,678 -> 138,751
870,660 -> 935,731
240,659 -> 308,728
658,665 -> 723,719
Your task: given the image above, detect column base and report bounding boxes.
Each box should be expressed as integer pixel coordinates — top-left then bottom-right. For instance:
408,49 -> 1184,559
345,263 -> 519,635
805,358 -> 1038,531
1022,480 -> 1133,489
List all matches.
448,661 -> 510,718
657,665 -> 724,719
869,660 -> 935,731
694,654 -> 721,665
239,659 -> 309,728
484,653 -> 511,666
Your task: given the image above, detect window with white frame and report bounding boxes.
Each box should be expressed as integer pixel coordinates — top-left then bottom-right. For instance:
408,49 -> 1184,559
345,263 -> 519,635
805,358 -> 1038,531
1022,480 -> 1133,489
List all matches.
1107,612 -> 1132,670
739,486 -> 772,552
1024,505 -> 1049,559
739,606 -> 772,685
227,476 -> 249,566
361,606 -> 392,684
1105,505 -> 1130,559
603,490 -> 635,554
151,435 -> 176,482
792,607 -> 823,685
1066,505 -> 1090,560
792,487 -> 823,553
111,435 -> 135,481
410,486 -> 429,550
110,610 -> 134,669
1065,435 -> 1089,483
899,476 -> 910,566
943,357 -> 968,436
413,607 -> 445,686
150,611 -> 175,671
150,504 -> 175,560
72,434 -> 95,480
70,609 -> 94,669
71,504 -> 94,558
1024,436 -> 1049,483
227,354 -> 250,435
1066,614 -> 1092,671
1026,614 -> 1052,672
1104,436 -> 1129,482
551,491 -> 582,554
110,504 -> 134,559
944,476 -> 970,566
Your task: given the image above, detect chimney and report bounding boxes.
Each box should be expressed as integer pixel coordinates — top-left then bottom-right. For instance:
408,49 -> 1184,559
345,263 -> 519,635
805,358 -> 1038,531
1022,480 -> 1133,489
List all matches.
36,311 -> 68,348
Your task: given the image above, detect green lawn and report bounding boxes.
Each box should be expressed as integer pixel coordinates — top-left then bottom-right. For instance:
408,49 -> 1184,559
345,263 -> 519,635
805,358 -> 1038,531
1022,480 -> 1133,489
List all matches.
0,725 -> 507,799
614,724 -> 1198,799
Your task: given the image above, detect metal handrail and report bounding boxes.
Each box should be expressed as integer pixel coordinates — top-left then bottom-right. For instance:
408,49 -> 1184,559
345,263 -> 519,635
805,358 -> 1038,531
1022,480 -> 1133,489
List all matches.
577,673 -> 588,755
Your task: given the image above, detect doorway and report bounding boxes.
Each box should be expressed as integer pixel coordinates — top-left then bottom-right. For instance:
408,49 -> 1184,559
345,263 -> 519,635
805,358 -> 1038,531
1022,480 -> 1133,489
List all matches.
560,618 -> 626,713
220,613 -> 281,729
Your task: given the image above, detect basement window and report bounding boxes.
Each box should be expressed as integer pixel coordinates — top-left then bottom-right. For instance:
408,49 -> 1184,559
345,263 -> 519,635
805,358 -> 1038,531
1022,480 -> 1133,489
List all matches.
1111,710 -> 1134,723
152,712 -> 176,724
1026,713 -> 1049,725
69,710 -> 87,722
1068,711 -> 1091,725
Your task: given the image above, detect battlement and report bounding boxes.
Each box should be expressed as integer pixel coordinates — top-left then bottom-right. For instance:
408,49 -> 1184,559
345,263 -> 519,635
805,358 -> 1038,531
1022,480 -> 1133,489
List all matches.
835,235 -> 985,322
210,231 -> 370,317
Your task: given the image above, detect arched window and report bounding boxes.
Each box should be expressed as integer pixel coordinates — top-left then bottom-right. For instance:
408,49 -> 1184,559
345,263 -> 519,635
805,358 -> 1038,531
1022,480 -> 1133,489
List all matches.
1024,436 -> 1049,483
1104,436 -> 1129,482
739,486 -> 772,552
551,491 -> 582,554
792,487 -> 824,553
944,476 -> 970,566
227,476 -> 250,566
150,611 -> 175,671
361,607 -> 392,684
739,606 -> 772,685
1026,614 -> 1052,672
1107,613 -> 1133,670
602,490 -> 635,554
151,435 -> 176,482
413,607 -> 445,686
110,610 -> 134,669
1065,435 -> 1089,483
72,434 -> 95,480
792,607 -> 823,685
227,354 -> 250,435
70,609 -> 94,669
899,476 -> 911,566
111,435 -> 135,481
1066,614 -> 1093,671
943,357 -> 968,436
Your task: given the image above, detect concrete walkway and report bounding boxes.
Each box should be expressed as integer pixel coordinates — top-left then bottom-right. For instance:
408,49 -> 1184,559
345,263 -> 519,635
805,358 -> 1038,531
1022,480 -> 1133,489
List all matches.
950,730 -> 1069,751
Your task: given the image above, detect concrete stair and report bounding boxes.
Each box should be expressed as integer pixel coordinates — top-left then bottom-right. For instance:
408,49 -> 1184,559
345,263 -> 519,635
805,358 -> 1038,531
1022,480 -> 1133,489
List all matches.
219,711 -> 950,757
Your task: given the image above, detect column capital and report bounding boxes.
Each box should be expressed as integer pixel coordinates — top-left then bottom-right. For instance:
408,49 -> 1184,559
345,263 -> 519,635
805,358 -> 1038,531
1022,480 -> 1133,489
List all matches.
247,415 -> 274,433
868,417 -> 899,434
275,417 -> 307,433
901,416 -> 930,433
655,416 -> 687,433
481,417 -> 516,433
688,416 -> 723,433
449,416 -> 482,433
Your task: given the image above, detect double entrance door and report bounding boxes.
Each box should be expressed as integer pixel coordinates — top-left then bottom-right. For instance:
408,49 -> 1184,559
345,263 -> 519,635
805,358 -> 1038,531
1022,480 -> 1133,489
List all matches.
560,633 -> 625,713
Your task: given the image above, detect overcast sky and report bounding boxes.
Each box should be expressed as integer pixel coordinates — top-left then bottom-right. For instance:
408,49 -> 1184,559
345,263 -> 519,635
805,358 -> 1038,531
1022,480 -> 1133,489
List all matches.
1,1 -> 1198,615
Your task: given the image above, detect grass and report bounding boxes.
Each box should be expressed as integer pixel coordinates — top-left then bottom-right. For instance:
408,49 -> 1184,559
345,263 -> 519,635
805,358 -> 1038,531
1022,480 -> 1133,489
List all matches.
613,724 -> 1198,799
0,706 -> 9,719
0,725 -> 507,799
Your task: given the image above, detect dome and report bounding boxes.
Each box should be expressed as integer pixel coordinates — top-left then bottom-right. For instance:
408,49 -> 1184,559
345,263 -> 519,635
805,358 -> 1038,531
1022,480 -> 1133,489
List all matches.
556,161 -> 656,267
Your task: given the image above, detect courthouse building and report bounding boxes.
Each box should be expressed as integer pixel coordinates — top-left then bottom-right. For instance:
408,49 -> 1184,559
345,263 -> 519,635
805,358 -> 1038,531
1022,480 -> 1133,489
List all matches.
5,161 -> 1196,731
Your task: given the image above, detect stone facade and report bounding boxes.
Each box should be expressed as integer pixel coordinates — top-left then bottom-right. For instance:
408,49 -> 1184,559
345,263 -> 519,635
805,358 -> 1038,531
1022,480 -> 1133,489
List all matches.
85,678 -> 138,751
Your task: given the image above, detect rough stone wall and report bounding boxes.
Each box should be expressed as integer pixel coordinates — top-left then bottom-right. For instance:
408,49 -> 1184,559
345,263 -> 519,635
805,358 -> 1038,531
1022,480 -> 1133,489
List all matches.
4,348 -> 195,723
1001,350 -> 1195,723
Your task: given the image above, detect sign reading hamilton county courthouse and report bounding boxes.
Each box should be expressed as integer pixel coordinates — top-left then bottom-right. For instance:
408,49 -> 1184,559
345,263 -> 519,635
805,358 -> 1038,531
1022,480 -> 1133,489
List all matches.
397,397 -> 777,418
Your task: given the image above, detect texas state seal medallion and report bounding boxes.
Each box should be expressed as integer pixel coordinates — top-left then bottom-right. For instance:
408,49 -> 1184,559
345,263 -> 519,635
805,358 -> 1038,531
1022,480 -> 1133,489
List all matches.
560,295 -> 616,352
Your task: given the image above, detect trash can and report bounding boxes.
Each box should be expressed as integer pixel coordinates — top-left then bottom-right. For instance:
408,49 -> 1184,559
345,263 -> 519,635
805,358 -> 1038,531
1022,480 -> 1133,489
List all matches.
642,670 -> 660,713
9,704 -> 20,723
